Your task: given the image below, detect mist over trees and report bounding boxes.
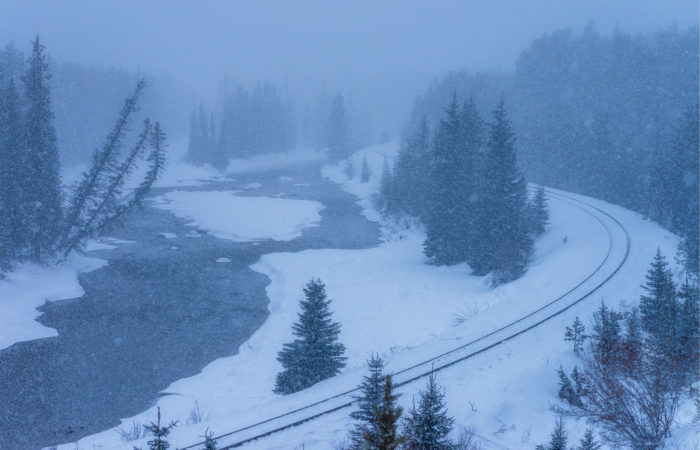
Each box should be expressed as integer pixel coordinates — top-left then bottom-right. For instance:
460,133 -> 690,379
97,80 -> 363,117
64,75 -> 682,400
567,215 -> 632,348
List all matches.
381,93 -> 546,284
0,43 -> 176,167
0,37 -> 166,271
403,24 -> 699,275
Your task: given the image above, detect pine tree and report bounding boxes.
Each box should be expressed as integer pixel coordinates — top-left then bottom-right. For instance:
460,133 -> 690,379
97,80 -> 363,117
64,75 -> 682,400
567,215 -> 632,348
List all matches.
423,92 -> 467,265
564,316 -> 586,354
639,249 -> 678,360
677,279 -> 699,379
327,92 -> 349,162
202,428 -> 218,450
0,77 -> 27,267
622,308 -> 643,368
401,372 -> 455,449
379,156 -> 398,214
473,98 -> 531,282
360,154 -> 370,183
365,375 -> 405,450
58,81 -> 166,256
536,417 -> 569,450
142,407 -> 177,450
350,354 -> 386,448
576,428 -> 600,450
274,278 -> 346,394
591,301 -> 622,367
557,366 -> 582,407
394,115 -> 430,216
22,36 -> 63,261
527,185 -> 549,236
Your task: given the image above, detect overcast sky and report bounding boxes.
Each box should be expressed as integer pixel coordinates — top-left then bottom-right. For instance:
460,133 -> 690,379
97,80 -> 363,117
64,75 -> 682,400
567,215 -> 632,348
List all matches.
1,0 -> 697,135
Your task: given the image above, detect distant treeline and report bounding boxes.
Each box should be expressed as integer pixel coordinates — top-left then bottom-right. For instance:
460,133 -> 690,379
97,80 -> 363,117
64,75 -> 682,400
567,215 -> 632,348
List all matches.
0,43 -> 177,167
403,24 -> 699,274
187,88 -> 353,168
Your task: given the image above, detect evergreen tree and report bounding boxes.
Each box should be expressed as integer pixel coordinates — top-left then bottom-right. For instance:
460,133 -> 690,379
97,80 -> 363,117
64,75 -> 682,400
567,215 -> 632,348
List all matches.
590,301 -> 622,367
365,375 -> 405,450
350,354 -> 386,448
473,98 -> 531,282
536,417 -> 569,450
639,249 -> 678,360
423,92 -> 470,265
59,81 -> 166,256
22,36 -> 63,261
274,278 -> 346,394
379,155 -> 398,214
401,372 -> 455,449
327,92 -> 349,162
564,316 -> 586,354
0,77 -> 26,267
202,428 -> 218,450
557,366 -> 582,407
141,407 -> 177,450
393,115 -> 430,216
576,428 -> 600,450
621,308 -> 643,368
527,185 -> 549,236
360,154 -> 370,183
677,279 -> 699,379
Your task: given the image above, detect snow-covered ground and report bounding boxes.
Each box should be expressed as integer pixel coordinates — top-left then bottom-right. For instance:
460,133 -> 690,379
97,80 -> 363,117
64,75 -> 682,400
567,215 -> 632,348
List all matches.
0,255 -> 106,351
150,190 -> 324,242
59,143 -> 696,450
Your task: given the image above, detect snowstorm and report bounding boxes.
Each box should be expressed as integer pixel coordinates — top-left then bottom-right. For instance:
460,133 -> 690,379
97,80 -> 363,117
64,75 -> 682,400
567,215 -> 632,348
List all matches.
0,1 -> 697,449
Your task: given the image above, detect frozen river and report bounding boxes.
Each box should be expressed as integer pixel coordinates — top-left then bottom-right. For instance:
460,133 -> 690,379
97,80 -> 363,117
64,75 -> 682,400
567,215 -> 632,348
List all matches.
0,163 -> 379,449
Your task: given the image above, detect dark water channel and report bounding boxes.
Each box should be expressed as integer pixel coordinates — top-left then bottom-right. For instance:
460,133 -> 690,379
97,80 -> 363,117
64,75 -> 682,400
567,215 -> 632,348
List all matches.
0,163 -> 380,449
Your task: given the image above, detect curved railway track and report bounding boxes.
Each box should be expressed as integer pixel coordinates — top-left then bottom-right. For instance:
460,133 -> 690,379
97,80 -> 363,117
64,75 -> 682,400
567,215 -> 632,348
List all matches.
183,188 -> 631,449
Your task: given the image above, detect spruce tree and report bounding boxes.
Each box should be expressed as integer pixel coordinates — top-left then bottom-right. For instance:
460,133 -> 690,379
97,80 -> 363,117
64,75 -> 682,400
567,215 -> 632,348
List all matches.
274,278 -> 346,394
0,77 -> 26,267
639,249 -> 678,359
564,316 -> 586,354
327,92 -> 349,162
401,372 -> 455,449
527,185 -> 549,236
360,154 -> 370,183
536,417 -> 569,450
394,115 -> 430,217
576,428 -> 600,450
350,354 -> 386,448
141,407 -> 177,450
591,301 -> 622,367
473,98 -> 531,282
365,375 -> 405,450
22,36 -> 63,261
677,279 -> 699,379
423,92 -> 466,265
379,155 -> 398,214
557,366 -> 582,407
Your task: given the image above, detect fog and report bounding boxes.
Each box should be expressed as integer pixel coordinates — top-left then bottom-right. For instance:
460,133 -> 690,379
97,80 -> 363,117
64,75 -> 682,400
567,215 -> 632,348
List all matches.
1,0 -> 697,138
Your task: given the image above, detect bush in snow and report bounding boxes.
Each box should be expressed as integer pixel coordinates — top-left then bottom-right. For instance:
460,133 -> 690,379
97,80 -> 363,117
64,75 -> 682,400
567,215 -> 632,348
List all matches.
274,278 -> 346,394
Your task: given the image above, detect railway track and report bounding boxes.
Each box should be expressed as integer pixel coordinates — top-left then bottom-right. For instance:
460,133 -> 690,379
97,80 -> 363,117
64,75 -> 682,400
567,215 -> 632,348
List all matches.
182,188 -> 631,449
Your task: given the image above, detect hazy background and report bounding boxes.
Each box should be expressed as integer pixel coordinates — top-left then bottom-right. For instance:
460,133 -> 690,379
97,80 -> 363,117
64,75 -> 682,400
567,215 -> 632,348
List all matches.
1,0 -> 697,143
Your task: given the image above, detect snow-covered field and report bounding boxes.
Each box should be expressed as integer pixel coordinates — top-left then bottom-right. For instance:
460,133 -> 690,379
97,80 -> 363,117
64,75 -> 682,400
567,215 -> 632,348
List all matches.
58,144 -> 695,450
0,255 -> 105,351
151,190 -> 324,242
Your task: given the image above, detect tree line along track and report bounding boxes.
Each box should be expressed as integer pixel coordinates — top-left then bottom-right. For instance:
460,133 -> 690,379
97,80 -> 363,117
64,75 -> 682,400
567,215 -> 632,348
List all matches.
182,188 -> 631,450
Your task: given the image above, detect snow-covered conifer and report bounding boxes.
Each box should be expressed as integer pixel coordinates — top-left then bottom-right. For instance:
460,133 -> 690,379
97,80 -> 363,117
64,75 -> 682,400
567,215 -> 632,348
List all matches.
274,278 -> 346,394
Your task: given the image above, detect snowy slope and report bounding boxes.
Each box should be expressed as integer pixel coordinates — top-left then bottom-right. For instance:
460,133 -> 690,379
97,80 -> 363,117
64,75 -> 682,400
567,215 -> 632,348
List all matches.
59,144 -> 694,450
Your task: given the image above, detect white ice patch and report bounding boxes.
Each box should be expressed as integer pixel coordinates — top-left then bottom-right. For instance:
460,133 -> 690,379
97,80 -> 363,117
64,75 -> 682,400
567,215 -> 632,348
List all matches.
152,191 -> 323,242
216,257 -> 231,263
158,232 -> 177,239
